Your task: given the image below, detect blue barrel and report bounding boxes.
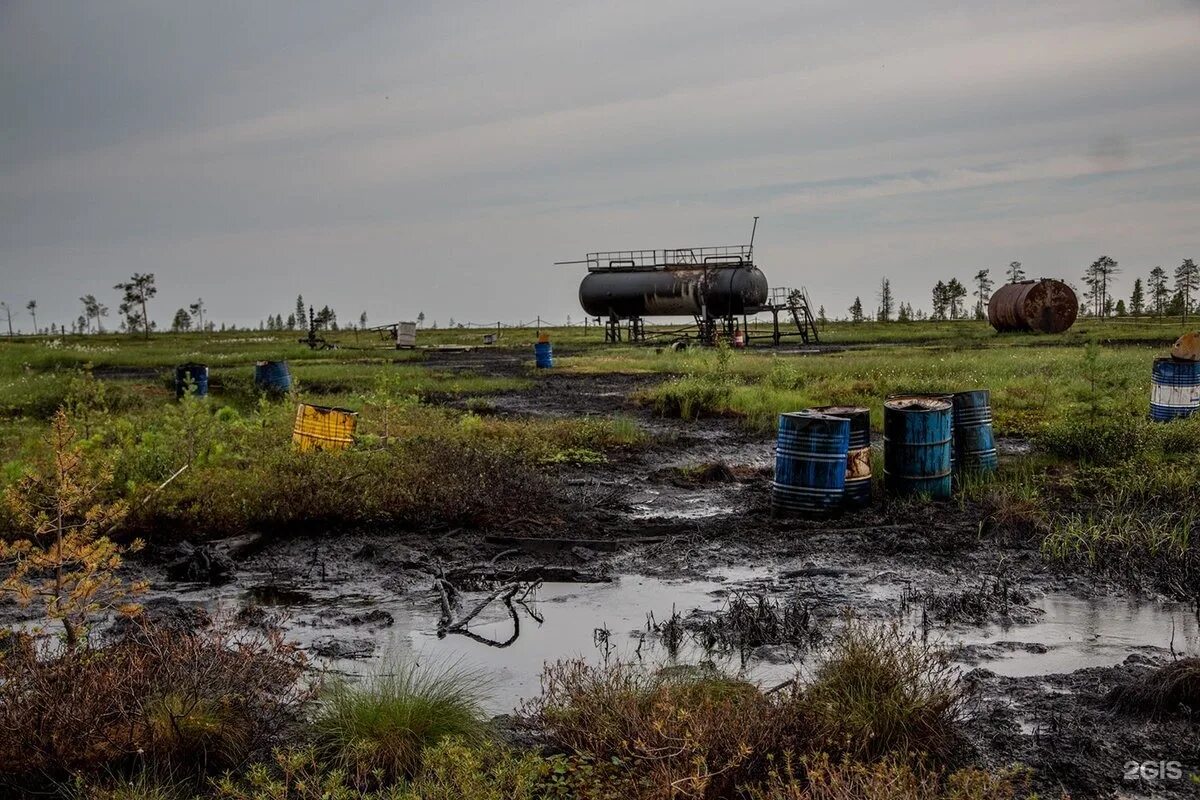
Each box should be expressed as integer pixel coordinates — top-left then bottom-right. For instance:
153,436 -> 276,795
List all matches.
771,411 -> 850,517
884,397 -> 953,499
254,360 -> 292,394
1150,358 -> 1200,421
174,363 -> 209,399
809,406 -> 871,509
534,341 -> 553,369
952,390 -> 997,473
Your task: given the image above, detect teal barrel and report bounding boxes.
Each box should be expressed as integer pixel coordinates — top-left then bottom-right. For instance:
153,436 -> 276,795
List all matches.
883,397 -> 952,499
808,406 -> 871,509
534,342 -> 553,369
952,390 -> 997,473
174,363 -> 208,399
771,411 -> 850,517
254,360 -> 292,393
1150,358 -> 1200,421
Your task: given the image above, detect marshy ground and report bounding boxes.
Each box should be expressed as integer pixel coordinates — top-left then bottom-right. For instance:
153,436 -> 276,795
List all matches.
2,322 -> 1199,798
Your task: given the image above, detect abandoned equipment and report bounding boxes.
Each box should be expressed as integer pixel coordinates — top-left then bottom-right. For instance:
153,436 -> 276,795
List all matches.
987,279 -> 1078,334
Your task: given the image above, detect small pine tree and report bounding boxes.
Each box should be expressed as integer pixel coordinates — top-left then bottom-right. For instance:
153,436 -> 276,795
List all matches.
1007,261 -> 1025,283
1,410 -> 144,648
849,297 -> 864,323
877,278 -> 894,322
1129,278 -> 1145,316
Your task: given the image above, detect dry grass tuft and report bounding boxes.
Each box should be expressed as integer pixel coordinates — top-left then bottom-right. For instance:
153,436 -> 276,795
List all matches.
1107,657 -> 1200,718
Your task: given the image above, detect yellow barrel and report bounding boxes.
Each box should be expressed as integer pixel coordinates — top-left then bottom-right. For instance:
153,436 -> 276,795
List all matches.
293,403 -> 358,452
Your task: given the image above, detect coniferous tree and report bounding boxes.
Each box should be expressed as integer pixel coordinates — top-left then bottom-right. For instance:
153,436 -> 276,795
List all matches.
849,297 -> 864,323
1175,258 -> 1200,323
1129,278 -> 1145,316
877,278 -> 894,322
1148,266 -> 1169,316
946,278 -> 968,319
113,273 -> 157,338
973,269 -> 993,319
170,308 -> 192,332
931,281 -> 949,320
1006,261 -> 1025,283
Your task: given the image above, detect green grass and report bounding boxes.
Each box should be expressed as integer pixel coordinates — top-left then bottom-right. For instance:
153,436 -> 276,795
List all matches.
623,341 -> 1149,435
802,618 -> 962,762
312,660 -> 490,784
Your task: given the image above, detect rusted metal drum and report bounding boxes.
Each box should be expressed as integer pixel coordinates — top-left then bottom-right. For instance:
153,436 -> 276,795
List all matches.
1171,332 -> 1200,362
293,403 -> 358,452
771,411 -> 849,517
809,406 -> 871,508
987,280 -> 1078,334
883,397 -> 953,499
952,390 -> 998,473
1150,358 -> 1200,421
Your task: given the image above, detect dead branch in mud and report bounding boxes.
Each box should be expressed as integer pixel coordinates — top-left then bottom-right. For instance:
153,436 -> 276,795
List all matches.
434,577 -> 542,648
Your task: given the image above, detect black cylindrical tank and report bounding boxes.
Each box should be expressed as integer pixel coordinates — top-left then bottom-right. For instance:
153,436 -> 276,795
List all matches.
579,265 -> 769,319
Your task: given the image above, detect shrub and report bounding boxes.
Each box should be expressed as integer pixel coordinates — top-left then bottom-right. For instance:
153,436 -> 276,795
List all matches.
213,741 -> 557,800
527,660 -> 808,799
0,622 -> 311,788
801,619 -> 962,762
750,753 -> 1022,800
1035,415 -> 1148,464
311,660 -> 489,786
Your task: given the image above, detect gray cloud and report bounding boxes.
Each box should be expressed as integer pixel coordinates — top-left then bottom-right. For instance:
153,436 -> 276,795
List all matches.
3,0 -> 1199,330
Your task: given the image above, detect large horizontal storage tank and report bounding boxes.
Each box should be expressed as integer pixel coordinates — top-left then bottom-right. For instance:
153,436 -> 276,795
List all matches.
987,279 -> 1078,334
579,265 -> 769,319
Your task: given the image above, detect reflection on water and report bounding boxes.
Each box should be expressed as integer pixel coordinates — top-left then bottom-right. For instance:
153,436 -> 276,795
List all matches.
177,571 -> 1200,714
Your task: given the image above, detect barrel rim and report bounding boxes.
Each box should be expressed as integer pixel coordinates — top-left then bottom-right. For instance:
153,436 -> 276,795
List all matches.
884,396 -> 952,412
296,402 -> 358,416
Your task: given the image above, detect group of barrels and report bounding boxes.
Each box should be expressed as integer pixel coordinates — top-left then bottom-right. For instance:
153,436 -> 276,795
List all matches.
771,391 -> 998,517
173,360 -> 293,398
173,360 -> 357,452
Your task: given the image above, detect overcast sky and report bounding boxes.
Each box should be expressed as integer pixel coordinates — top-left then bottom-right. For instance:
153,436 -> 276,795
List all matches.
3,1 -> 1200,331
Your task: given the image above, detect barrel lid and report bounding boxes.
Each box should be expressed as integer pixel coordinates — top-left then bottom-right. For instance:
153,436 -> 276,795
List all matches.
808,405 -> 869,416
885,396 -> 951,412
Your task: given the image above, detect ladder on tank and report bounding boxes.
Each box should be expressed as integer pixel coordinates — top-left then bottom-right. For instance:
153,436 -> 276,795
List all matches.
767,287 -> 820,345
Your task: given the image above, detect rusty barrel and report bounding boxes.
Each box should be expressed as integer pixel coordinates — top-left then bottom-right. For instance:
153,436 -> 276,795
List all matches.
883,397 -> 952,499
771,411 -> 849,517
952,390 -> 998,473
987,279 -> 1078,334
808,406 -> 871,508
1150,358 -> 1200,421
293,403 -> 358,452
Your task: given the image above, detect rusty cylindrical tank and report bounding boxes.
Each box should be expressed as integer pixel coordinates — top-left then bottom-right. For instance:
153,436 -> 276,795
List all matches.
987,279 -> 1078,334
579,265 -> 769,319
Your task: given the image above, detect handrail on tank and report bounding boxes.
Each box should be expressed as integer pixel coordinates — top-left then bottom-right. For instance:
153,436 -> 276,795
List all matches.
556,244 -> 754,272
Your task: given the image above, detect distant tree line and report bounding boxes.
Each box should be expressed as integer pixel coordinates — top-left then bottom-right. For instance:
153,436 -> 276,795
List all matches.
834,255 -> 1197,324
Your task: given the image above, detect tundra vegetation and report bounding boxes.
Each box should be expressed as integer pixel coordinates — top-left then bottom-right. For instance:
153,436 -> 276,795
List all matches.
1,320 -> 1198,796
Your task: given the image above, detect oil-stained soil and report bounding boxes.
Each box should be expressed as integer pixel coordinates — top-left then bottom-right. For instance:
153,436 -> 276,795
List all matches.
6,347 -> 1198,799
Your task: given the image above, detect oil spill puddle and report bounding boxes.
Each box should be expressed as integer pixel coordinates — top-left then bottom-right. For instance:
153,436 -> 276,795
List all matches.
167,568 -> 1199,715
